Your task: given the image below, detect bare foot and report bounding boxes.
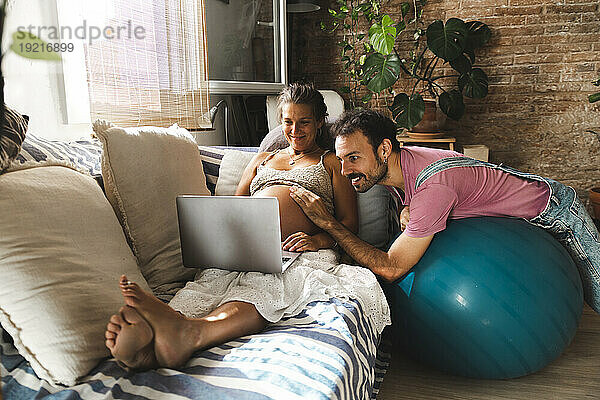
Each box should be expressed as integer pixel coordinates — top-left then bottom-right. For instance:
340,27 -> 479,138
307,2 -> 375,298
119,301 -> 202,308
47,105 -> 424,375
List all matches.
105,305 -> 157,370
118,275 -> 204,368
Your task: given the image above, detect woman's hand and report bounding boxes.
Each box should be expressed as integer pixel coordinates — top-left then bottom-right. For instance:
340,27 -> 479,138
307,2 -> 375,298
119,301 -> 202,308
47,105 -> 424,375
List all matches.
282,232 -> 322,252
400,206 -> 410,231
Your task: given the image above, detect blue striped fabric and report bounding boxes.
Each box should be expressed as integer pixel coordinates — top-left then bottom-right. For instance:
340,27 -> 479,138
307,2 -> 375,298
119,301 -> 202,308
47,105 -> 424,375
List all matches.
16,133 -> 103,176
1,298 -> 389,400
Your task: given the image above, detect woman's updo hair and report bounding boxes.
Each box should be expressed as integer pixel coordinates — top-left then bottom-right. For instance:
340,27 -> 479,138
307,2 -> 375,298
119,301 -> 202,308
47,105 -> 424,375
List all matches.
276,82 -> 328,124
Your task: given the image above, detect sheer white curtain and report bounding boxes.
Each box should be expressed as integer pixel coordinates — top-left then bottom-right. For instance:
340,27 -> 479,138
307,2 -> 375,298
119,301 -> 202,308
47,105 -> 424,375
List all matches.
77,0 -> 210,128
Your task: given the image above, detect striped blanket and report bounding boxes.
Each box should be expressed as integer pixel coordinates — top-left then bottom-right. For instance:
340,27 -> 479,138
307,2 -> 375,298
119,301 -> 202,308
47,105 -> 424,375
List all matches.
1,298 -> 389,399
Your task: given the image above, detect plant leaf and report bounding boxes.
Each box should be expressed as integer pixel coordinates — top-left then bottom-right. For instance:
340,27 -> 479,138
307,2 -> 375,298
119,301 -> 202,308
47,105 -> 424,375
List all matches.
362,93 -> 373,103
450,54 -> 472,74
458,68 -> 488,99
439,89 -> 465,120
400,2 -> 411,18
369,15 -> 397,55
426,18 -> 467,62
10,31 -> 62,61
589,92 -> 600,103
391,93 -> 425,130
465,21 -> 491,50
464,48 -> 475,64
363,53 -> 402,93
357,2 -> 372,12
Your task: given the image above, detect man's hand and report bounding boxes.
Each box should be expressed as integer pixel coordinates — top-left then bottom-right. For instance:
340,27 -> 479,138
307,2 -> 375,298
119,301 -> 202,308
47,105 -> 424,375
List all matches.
400,206 -> 410,231
282,232 -> 321,252
289,185 -> 336,228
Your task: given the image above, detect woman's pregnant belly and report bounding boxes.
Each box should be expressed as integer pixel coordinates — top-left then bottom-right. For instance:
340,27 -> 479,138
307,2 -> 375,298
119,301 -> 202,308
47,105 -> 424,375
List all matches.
254,184 -> 321,240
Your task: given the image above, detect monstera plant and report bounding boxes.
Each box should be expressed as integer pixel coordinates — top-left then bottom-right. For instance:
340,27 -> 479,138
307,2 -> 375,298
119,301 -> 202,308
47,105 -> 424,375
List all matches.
364,14 -> 491,130
325,1 -> 491,130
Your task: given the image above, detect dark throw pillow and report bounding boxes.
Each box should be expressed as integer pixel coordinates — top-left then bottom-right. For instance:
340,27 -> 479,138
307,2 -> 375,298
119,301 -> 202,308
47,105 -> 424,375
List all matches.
0,106 -> 29,172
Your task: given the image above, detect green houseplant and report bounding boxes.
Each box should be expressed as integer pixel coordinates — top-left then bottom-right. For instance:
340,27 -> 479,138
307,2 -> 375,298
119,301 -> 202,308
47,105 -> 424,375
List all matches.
325,0 -> 491,131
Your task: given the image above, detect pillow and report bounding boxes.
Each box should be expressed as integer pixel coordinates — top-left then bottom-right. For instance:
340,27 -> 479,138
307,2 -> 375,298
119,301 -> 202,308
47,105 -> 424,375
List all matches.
198,145 -> 227,194
93,121 -> 210,299
215,149 -> 257,195
198,145 -> 259,195
0,162 -> 150,386
0,105 -> 29,172
258,125 -> 289,153
17,132 -> 103,176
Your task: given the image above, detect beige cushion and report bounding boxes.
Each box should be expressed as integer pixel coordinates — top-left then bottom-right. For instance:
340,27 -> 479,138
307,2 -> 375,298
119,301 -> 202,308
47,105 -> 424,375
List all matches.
215,149 -> 257,196
93,121 -> 209,299
0,162 -> 150,386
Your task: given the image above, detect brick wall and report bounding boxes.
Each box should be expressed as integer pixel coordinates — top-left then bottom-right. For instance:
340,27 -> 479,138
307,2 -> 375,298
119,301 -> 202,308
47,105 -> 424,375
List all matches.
290,0 -> 600,202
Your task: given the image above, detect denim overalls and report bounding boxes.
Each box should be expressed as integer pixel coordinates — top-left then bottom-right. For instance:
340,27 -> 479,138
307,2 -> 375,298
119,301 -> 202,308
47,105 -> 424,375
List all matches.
414,156 -> 600,314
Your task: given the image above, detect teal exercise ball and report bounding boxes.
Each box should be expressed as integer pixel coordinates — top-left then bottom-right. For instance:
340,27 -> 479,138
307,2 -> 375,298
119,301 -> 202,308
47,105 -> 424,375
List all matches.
387,217 -> 583,379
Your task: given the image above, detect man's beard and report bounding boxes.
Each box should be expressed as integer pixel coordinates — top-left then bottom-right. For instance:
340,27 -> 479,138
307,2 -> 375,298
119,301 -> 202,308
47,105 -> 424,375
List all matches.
347,155 -> 388,193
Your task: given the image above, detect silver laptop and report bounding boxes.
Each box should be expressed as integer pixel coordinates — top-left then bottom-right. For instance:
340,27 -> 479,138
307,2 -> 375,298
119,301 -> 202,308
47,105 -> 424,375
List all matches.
176,195 -> 301,273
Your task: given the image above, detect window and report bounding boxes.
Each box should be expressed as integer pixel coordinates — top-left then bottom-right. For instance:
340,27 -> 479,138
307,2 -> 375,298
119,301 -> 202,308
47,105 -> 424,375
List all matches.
58,0 -> 210,129
205,0 -> 287,94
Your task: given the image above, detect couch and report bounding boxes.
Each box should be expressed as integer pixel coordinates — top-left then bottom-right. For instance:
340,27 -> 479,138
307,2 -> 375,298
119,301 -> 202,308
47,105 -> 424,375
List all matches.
0,121 -> 398,399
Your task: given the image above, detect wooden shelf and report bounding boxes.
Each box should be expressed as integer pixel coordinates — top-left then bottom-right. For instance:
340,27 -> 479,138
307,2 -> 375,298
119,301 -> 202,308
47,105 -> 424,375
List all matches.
397,135 -> 456,151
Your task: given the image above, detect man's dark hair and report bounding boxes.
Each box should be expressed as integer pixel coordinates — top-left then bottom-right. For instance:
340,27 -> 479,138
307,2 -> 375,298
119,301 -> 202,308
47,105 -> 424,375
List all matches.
330,108 -> 401,153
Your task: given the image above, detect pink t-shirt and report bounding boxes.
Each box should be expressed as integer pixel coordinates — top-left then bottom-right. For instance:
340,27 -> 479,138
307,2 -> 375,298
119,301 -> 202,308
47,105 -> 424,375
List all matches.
390,146 -> 550,238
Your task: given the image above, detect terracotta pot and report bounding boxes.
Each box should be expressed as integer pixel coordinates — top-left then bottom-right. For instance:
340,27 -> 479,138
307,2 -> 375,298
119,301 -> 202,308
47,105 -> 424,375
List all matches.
590,187 -> 600,221
410,99 -> 439,134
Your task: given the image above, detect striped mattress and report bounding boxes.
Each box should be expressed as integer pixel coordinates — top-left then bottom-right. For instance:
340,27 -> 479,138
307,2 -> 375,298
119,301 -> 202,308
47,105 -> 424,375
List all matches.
1,298 -> 389,399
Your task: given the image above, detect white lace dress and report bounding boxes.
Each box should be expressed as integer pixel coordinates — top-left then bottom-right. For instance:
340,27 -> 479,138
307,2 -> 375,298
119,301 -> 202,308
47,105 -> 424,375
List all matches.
168,249 -> 391,334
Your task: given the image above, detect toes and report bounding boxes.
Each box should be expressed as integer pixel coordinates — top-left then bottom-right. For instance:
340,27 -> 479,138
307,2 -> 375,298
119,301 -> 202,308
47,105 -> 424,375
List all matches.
109,313 -> 125,327
120,280 -> 142,300
107,321 -> 122,334
120,282 -> 140,293
119,275 -> 137,291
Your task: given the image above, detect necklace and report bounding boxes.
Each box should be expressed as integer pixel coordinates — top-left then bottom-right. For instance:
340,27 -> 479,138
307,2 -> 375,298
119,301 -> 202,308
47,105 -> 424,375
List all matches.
288,147 -> 320,165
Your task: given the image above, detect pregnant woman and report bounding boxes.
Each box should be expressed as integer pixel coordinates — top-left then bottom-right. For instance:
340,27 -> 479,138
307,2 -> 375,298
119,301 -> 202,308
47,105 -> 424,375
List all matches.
104,83 -> 390,370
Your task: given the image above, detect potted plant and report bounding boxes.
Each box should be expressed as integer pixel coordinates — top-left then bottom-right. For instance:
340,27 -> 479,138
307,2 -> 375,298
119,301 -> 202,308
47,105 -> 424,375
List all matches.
325,0 -> 491,134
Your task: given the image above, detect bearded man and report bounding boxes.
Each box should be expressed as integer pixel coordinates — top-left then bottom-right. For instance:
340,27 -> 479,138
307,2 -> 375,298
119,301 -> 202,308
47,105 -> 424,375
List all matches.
288,108 -> 600,315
